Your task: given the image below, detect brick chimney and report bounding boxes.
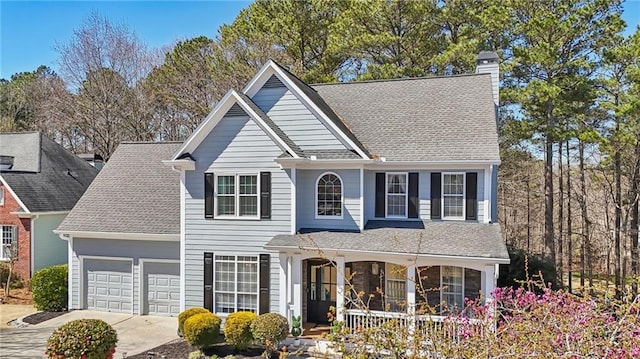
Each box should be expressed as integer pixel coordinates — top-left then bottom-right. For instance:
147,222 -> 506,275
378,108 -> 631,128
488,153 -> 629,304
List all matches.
475,51 -> 499,107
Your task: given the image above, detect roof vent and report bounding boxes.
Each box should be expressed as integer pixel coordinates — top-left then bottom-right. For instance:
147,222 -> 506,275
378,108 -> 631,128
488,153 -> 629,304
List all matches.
0,155 -> 14,170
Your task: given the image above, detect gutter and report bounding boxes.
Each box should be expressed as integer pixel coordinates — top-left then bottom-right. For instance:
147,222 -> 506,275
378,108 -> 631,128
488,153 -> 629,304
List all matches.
53,230 -> 179,241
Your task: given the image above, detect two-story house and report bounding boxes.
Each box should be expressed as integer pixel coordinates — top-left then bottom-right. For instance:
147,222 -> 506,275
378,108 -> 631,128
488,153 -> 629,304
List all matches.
162,52 -> 509,327
0,132 -> 98,280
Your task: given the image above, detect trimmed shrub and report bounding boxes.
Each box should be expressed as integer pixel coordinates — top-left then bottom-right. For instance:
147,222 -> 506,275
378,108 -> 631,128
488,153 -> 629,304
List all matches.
250,313 -> 289,354
46,319 -> 118,359
178,307 -> 210,336
183,312 -> 222,350
224,311 -> 258,350
31,264 -> 68,312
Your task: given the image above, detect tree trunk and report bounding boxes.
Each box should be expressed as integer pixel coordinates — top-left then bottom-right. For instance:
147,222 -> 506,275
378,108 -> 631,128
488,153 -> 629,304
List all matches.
566,140 -> 573,293
579,140 -> 588,290
615,140 -> 622,299
558,140 -> 565,286
544,103 -> 557,281
631,137 -> 640,298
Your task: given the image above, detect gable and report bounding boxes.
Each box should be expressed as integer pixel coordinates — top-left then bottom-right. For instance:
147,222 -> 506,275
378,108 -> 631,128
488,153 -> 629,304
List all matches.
252,75 -> 347,151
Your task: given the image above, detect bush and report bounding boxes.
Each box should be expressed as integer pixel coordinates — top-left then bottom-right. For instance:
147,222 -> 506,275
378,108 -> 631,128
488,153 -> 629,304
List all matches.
178,307 -> 210,336
31,264 -> 68,312
250,313 -> 289,354
46,319 -> 118,359
183,312 -> 222,350
498,245 -> 559,291
0,262 -> 23,289
224,311 -> 258,350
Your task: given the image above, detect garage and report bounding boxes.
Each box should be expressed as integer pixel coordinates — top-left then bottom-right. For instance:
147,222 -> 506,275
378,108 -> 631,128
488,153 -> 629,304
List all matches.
84,258 -> 133,313
143,261 -> 180,317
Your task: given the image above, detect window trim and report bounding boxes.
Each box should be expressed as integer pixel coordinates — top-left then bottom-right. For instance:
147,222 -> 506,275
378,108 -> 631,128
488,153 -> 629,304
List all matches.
214,173 -> 260,219
0,186 -> 4,206
441,265 -> 465,310
212,254 -> 261,315
1,225 -> 17,261
385,172 -> 409,219
315,171 -> 344,219
441,172 -> 466,220
384,262 -> 407,313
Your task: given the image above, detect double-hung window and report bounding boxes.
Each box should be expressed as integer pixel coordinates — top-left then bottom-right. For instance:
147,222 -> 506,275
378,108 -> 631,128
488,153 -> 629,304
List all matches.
215,174 -> 258,218
442,173 -> 465,219
1,225 -> 17,260
386,173 -> 408,218
442,266 -> 464,310
214,255 -> 259,314
316,173 -> 343,218
385,263 -> 407,312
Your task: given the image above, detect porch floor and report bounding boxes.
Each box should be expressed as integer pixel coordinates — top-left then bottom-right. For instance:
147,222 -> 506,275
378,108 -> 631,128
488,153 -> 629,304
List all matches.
300,322 -> 331,339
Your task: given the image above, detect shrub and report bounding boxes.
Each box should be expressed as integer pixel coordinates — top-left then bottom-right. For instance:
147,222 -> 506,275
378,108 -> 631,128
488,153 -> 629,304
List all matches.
224,311 -> 258,350
183,312 -> 222,350
178,307 -> 210,336
31,264 -> 68,312
250,313 -> 289,355
498,245 -> 559,290
0,262 -> 23,289
46,319 -> 118,359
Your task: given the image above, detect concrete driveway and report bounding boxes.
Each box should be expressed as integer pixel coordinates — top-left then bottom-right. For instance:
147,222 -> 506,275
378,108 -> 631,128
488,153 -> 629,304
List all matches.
0,310 -> 178,358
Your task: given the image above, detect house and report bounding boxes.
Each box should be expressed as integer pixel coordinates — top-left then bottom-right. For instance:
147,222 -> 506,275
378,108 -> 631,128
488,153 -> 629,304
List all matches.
166,51 -> 508,326
0,132 -> 98,280
55,142 -> 181,316
57,52 -> 509,326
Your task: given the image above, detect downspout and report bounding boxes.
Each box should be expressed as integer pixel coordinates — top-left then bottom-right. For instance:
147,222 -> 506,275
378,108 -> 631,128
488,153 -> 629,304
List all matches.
30,214 -> 40,278
57,232 -> 72,310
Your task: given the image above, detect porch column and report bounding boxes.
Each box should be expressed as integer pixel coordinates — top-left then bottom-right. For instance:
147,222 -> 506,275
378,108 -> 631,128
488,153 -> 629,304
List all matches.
292,254 -> 302,320
406,264 -> 416,334
278,253 -> 288,319
481,264 -> 497,303
335,256 -> 345,321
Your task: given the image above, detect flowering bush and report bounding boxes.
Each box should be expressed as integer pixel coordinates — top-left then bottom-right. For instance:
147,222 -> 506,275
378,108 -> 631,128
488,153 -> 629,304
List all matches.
46,319 -> 117,359
178,307 -> 210,336
224,311 -> 258,350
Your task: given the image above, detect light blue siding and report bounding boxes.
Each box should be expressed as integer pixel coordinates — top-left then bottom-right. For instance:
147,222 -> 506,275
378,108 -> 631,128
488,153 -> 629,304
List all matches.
363,170 -> 486,224
296,169 -> 360,231
252,86 -> 347,151
70,238 -> 179,312
32,213 -> 67,272
184,113 -> 288,312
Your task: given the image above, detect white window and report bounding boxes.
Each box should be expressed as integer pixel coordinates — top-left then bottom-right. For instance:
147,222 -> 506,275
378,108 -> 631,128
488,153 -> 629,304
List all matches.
384,263 -> 406,312
441,266 -> 464,310
316,172 -> 343,218
386,173 -> 408,218
442,173 -> 465,219
215,174 -> 259,218
214,255 -> 259,314
1,225 -> 17,260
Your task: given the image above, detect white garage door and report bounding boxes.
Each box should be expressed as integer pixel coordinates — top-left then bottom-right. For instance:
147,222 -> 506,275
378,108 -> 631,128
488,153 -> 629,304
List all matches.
85,259 -> 133,313
145,262 -> 180,316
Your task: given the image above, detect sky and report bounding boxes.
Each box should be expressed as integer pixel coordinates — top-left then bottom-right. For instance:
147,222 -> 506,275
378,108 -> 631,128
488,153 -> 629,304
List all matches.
0,0 -> 639,80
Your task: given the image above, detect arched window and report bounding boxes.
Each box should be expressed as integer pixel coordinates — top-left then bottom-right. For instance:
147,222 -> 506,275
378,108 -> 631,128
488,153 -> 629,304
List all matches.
316,173 -> 343,217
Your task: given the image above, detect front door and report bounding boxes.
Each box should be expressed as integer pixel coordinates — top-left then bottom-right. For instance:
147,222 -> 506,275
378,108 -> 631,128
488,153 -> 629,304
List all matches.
307,260 -> 336,324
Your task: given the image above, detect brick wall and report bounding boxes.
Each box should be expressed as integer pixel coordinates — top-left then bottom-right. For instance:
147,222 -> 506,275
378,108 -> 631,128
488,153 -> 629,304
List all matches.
0,185 -> 31,280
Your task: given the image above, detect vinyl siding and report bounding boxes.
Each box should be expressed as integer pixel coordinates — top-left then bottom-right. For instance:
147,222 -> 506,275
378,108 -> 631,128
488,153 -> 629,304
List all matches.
184,113 -> 289,313
252,86 -> 347,151
70,238 -> 179,311
32,213 -> 67,272
363,170 -> 486,223
296,169 -> 360,231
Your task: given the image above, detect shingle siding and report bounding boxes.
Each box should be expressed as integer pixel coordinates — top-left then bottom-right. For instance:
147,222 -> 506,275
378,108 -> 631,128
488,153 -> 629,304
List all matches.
183,113 -> 288,311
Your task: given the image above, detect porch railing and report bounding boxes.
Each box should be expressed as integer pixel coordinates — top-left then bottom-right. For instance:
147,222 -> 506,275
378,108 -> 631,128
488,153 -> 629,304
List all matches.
344,309 -> 484,340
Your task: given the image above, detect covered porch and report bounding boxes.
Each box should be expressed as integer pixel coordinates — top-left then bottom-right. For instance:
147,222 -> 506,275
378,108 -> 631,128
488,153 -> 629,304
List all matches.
266,220 -> 509,334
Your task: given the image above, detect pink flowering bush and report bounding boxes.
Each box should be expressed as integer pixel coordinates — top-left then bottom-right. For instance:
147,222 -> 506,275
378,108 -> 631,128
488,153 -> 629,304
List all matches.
331,284 -> 640,358
46,319 -> 118,359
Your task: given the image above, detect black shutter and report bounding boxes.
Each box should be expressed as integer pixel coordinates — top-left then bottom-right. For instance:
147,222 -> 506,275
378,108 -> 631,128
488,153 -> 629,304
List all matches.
204,173 -> 215,219
466,172 -> 478,220
204,252 -> 213,311
375,173 -> 386,218
259,254 -> 270,314
430,172 -> 441,219
408,173 -> 419,218
260,172 -> 271,219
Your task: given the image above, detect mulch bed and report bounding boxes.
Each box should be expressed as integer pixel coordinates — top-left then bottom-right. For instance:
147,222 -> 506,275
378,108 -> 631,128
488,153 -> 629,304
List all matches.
127,339 -> 306,359
22,311 -> 67,325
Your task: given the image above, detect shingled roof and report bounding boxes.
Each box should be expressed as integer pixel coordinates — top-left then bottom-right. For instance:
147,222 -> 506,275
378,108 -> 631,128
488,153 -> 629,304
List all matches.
0,132 -> 98,212
311,74 -> 500,162
56,142 -> 180,235
267,220 -> 509,261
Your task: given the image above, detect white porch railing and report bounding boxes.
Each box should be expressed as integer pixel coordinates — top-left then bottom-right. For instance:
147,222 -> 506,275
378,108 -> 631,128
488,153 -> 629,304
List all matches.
344,309 -> 484,340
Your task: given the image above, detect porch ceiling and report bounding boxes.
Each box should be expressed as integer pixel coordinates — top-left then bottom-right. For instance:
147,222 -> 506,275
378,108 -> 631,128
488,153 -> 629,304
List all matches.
266,220 -> 509,261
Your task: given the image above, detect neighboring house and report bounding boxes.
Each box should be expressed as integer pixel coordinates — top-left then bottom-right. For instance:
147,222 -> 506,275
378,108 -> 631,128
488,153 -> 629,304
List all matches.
0,132 -> 98,280
56,143 -> 181,316
164,51 -> 509,326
